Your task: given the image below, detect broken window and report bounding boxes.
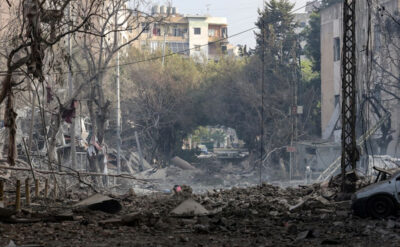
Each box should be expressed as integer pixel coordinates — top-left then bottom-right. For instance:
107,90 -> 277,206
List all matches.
195,45 -> 201,51
305,147 -> 316,155
153,25 -> 161,36
141,23 -> 150,33
334,94 -> 340,106
333,37 -> 340,61
221,45 -> 227,54
222,28 -> 227,38
208,28 -> 215,37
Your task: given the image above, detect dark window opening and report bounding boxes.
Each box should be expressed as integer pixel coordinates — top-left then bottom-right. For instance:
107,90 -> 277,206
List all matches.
194,27 -> 201,35
334,94 -> 340,106
221,45 -> 227,54
306,147 -> 316,155
333,37 -> 340,61
142,23 -> 150,33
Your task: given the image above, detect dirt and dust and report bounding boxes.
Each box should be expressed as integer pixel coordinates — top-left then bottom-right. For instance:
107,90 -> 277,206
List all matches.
1,181 -> 400,247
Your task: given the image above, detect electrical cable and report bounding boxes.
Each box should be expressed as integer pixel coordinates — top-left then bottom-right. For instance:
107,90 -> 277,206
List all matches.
0,1 -> 319,77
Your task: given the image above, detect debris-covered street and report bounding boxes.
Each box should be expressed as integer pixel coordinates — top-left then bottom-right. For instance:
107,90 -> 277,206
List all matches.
2,0 -> 400,246
1,182 -> 400,247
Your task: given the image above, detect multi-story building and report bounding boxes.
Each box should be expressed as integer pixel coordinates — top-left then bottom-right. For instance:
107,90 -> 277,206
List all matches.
320,2 -> 342,142
320,0 -> 400,156
135,5 -> 233,60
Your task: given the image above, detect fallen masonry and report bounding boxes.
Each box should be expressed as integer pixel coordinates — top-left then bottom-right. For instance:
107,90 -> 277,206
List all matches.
0,182 -> 400,246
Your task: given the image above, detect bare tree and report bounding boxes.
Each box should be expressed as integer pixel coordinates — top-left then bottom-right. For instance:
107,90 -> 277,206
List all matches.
0,0 -> 100,166
71,0 -> 160,177
360,7 -> 400,154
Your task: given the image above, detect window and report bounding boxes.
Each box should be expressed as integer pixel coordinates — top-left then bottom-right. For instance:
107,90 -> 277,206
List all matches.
208,29 -> 215,37
374,25 -> 381,52
153,25 -> 161,36
195,45 -> 201,51
221,45 -> 227,54
222,28 -> 227,38
150,41 -> 161,52
334,94 -> 340,106
167,42 -> 190,54
333,37 -> 340,61
173,28 -> 181,37
305,147 -> 316,155
141,23 -> 150,33
194,27 -> 201,35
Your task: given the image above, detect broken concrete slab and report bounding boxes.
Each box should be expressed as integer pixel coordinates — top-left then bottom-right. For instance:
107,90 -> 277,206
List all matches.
314,196 -> 331,206
5,240 -> 43,247
295,230 -> 315,241
170,156 -> 196,170
0,207 -> 15,218
74,194 -> 122,214
289,199 -> 307,212
171,198 -> 209,217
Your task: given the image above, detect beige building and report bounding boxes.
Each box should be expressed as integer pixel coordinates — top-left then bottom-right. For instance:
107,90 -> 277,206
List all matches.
134,5 -> 233,60
320,3 -> 342,141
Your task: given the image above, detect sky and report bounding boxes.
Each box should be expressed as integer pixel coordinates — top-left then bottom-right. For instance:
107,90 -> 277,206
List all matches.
151,0 -> 310,48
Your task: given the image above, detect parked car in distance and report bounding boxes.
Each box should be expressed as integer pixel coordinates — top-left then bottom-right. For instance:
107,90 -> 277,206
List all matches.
352,168 -> 400,218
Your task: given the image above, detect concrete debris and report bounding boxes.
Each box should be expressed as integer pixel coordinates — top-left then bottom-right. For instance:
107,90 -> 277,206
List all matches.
0,175 -> 399,246
5,241 -> 16,247
5,240 -> 43,247
170,198 -> 209,216
0,207 -> 15,218
170,156 -> 196,170
296,230 -> 315,240
73,194 -> 122,214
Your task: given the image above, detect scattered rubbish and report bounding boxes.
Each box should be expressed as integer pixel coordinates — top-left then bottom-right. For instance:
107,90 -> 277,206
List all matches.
173,185 -> 182,194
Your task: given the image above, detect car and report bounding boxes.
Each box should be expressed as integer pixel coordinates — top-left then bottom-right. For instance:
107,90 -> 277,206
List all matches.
352,168 -> 400,218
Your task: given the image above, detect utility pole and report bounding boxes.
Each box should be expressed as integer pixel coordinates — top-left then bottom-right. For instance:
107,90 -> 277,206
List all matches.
162,23 -> 167,66
68,2 -> 77,170
341,0 -> 357,192
292,40 -> 299,181
115,10 -> 121,175
260,2 -> 265,185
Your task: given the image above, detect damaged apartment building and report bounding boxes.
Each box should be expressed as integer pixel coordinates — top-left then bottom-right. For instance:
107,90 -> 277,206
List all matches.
296,0 -> 400,179
132,5 -> 239,61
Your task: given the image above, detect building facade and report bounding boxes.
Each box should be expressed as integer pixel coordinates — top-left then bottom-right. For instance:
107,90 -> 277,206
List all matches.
320,0 -> 400,156
135,5 -> 232,60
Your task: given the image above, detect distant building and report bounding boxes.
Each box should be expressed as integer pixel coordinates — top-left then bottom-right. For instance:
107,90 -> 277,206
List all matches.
293,1 -> 321,48
134,5 -> 236,60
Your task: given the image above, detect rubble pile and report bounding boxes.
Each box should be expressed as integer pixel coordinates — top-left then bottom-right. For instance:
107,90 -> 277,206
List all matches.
1,182 -> 400,246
